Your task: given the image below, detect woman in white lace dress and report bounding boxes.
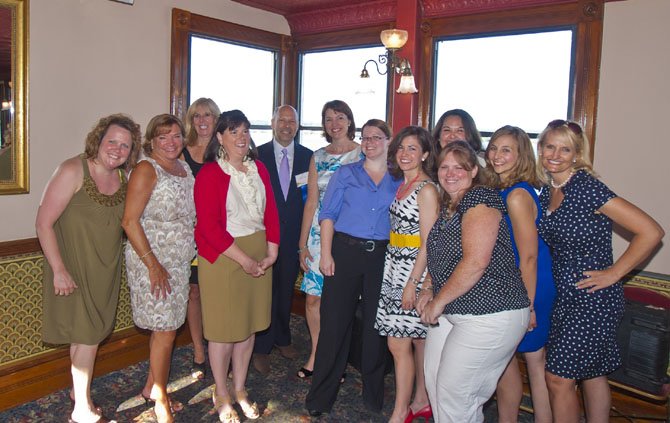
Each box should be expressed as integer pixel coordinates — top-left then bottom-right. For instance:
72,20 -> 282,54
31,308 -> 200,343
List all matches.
122,114 -> 195,423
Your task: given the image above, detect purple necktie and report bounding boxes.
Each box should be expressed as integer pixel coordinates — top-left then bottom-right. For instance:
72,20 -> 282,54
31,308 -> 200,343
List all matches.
279,148 -> 290,199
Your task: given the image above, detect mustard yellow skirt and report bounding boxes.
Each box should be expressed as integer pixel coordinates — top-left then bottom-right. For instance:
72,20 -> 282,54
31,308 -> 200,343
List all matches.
198,231 -> 271,343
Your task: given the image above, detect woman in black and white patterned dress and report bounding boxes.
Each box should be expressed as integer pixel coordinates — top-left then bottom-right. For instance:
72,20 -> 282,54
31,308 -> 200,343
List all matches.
375,126 -> 439,423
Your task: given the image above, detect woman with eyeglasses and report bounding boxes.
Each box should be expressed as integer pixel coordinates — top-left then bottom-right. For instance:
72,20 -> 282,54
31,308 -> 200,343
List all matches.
297,99 -> 362,380
536,119 -> 663,423
374,126 -> 439,423
305,119 -> 401,417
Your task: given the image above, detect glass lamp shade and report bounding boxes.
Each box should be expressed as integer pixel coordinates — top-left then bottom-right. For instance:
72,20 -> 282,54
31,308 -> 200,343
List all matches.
397,74 -> 418,94
380,29 -> 408,50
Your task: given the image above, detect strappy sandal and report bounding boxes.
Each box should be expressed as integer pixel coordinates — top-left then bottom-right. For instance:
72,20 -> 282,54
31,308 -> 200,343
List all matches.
234,389 -> 260,420
190,359 -> 206,379
212,392 -> 240,423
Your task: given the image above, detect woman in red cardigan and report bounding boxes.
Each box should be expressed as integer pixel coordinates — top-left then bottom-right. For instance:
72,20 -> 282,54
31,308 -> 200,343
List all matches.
194,110 -> 279,423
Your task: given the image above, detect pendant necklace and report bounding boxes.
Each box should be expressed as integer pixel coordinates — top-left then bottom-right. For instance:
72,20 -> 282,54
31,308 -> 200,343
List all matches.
396,174 -> 420,200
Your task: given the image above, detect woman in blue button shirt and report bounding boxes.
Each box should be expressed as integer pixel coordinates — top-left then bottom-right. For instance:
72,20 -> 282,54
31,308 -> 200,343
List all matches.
305,119 -> 401,417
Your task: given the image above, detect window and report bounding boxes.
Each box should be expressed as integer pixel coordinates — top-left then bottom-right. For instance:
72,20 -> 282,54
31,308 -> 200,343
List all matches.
433,29 -> 573,149
298,46 -> 389,151
170,8 -> 286,146
419,2 -> 604,157
189,36 -> 277,144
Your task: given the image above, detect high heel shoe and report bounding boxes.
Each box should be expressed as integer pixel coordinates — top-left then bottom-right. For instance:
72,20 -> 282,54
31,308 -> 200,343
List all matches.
212,392 -> 239,423
234,389 -> 260,420
403,408 -> 415,423
410,404 -> 433,421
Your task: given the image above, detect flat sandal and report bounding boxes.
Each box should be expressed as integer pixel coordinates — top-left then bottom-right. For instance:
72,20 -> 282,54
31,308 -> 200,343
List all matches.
212,392 -> 240,423
234,389 -> 260,420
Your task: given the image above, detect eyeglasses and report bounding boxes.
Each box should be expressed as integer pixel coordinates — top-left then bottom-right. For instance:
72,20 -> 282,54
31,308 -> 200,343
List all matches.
547,119 -> 583,136
359,135 -> 388,143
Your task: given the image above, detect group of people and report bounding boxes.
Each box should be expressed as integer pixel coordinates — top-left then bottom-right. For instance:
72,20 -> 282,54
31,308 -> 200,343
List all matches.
36,99 -> 664,423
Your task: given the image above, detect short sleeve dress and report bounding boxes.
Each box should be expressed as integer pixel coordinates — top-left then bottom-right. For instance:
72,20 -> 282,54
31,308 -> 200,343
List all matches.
375,181 -> 434,339
300,146 -> 361,296
125,157 -> 196,331
42,156 -> 126,345
538,170 -> 624,379
500,181 -> 555,353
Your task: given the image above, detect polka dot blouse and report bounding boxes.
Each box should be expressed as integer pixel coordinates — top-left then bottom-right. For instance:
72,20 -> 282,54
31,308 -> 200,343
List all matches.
426,186 -> 530,316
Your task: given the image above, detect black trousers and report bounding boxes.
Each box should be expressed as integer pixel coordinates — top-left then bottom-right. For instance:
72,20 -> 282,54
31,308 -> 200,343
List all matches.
305,232 -> 388,413
254,249 -> 299,354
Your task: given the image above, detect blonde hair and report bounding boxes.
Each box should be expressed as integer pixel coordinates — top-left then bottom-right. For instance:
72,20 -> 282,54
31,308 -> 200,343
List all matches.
484,125 -> 541,189
184,98 -> 221,147
536,120 -> 594,183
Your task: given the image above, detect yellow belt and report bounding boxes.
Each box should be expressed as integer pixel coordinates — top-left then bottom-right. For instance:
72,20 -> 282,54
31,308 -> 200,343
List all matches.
389,232 -> 421,248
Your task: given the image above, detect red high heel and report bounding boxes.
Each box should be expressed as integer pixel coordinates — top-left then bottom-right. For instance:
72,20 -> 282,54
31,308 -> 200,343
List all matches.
413,404 -> 433,421
403,408 -> 415,423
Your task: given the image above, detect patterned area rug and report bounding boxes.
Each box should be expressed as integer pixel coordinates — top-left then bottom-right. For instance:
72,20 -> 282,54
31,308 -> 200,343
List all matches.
0,315 -> 535,422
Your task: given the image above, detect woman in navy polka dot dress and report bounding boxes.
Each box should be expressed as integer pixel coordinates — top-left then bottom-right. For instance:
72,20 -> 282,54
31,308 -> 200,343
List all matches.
536,120 -> 664,423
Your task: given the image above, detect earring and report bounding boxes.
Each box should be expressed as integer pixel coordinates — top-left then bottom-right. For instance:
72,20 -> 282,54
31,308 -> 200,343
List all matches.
573,158 -> 577,163
218,144 -> 227,160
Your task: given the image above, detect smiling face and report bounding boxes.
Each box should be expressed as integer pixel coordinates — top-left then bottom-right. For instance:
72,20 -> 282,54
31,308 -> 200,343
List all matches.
438,151 -> 477,200
97,124 -> 132,170
439,115 -> 466,148
396,135 -> 428,175
539,132 -> 576,180
272,106 -> 299,147
217,123 -> 250,163
487,134 -> 519,182
361,125 -> 389,161
151,124 -> 184,162
324,108 -> 351,143
192,105 -> 216,140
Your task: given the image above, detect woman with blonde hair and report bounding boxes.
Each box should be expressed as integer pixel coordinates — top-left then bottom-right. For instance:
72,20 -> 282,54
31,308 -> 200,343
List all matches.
536,119 -> 663,423
182,97 -> 221,378
485,125 -> 555,423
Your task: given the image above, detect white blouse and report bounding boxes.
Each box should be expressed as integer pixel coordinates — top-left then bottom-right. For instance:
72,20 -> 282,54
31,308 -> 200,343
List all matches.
218,159 -> 266,237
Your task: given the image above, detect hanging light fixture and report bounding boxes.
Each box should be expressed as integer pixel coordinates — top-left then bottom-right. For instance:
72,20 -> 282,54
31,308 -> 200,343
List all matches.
359,29 -> 418,94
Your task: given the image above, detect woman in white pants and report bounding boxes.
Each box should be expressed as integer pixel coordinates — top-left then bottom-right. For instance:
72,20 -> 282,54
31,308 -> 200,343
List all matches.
417,141 -> 530,422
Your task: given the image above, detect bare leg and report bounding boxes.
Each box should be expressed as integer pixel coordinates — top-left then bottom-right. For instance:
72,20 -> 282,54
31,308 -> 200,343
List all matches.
582,376 -> 611,423
147,330 -> 177,423
546,371 -> 579,423
231,334 -> 259,418
496,354 -> 522,423
187,284 -> 206,364
69,343 -> 101,422
524,349 -> 552,423
302,294 -> 321,371
209,340 -> 235,417
387,336 -> 414,423
410,338 -> 430,411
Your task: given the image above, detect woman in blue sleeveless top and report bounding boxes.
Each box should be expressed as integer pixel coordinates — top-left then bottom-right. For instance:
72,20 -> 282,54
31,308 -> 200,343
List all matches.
485,126 -> 555,423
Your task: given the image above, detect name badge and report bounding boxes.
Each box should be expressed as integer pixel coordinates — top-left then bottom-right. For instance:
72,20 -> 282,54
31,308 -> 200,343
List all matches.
295,171 -> 309,187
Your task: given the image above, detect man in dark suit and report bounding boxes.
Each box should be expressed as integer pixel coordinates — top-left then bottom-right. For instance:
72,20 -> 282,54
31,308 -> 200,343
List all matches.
253,105 -> 313,375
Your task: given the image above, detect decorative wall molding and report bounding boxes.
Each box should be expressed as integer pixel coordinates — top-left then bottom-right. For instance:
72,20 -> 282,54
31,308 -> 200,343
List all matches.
420,0 -> 576,18
287,1 -> 396,35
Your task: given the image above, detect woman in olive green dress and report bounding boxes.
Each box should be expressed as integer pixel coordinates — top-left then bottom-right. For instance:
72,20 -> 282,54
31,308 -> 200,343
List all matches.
36,114 -> 141,423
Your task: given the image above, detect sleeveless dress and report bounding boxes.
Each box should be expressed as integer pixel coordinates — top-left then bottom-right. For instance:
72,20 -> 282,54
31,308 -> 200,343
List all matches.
500,181 -> 555,352
125,157 -> 196,331
300,146 -> 362,296
538,170 -> 624,379
42,155 -> 126,345
375,181 -> 433,338
182,147 -> 203,284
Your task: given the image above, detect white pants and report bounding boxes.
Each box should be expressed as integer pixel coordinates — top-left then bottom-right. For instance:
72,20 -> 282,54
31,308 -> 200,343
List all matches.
424,308 -> 529,423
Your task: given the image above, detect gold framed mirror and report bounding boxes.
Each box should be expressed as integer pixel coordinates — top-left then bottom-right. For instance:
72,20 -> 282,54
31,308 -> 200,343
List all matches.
0,0 -> 28,194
